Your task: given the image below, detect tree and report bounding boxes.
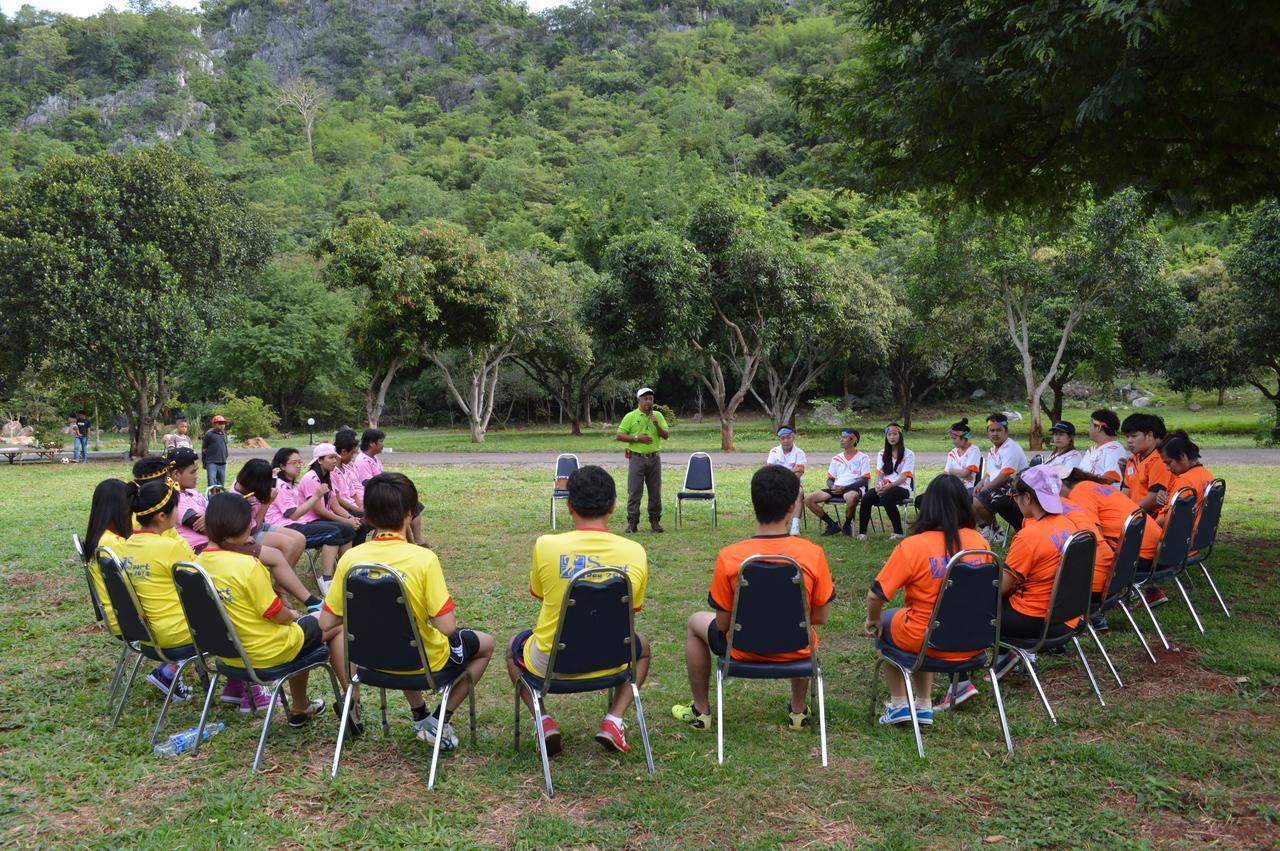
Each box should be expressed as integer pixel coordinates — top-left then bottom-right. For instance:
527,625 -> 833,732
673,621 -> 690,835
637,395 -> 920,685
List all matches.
277,78 -> 326,160
1164,260 -> 1248,406
17,25 -> 68,86
0,147 -> 271,456
1226,202 -> 1280,440
795,0 -> 1280,210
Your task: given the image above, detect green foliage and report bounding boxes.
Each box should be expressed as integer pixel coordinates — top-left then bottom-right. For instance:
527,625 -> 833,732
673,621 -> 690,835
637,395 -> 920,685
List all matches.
218,391 -> 278,441
1227,201 -> 1280,436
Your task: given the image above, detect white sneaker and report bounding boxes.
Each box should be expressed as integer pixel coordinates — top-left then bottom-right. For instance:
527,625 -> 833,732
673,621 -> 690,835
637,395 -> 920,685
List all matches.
888,533 -> 904,541
857,534 -> 868,541
979,526 -> 996,542
316,576 -> 331,596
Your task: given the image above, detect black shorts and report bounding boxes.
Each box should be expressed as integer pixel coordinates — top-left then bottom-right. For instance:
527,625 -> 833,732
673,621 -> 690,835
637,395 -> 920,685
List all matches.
976,487 -> 1012,509
290,613 -> 324,660
431,627 -> 482,681
822,484 -> 864,500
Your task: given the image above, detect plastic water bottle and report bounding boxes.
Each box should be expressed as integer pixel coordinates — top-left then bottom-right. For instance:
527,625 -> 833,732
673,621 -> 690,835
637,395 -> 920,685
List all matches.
153,723 -> 224,756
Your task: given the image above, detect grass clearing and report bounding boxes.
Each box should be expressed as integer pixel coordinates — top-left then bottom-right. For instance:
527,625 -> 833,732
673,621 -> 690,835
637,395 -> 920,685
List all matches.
1,459 -> 1278,847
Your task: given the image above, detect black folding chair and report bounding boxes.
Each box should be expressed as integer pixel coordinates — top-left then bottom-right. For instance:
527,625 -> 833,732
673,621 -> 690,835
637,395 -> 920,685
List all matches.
77,536 -> 138,715
676,452 -> 717,528
998,531 -> 1108,724
872,490 -> 915,534
1089,510 -> 1158,672
716,556 -> 828,767
1134,487 -> 1198,649
173,561 -> 342,772
549,454 -> 580,530
512,567 -> 654,798
1183,479 -> 1229,618
869,548 -> 1011,758
95,547 -> 203,743
329,564 -> 479,790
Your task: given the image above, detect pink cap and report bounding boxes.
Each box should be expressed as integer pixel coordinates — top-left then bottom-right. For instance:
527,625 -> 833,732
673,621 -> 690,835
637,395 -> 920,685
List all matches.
1018,465 -> 1064,514
312,442 -> 338,461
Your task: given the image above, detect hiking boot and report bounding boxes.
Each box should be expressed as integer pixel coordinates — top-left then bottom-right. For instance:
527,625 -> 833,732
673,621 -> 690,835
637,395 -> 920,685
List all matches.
624,523 -> 639,534
650,522 -> 664,533
672,702 -> 713,730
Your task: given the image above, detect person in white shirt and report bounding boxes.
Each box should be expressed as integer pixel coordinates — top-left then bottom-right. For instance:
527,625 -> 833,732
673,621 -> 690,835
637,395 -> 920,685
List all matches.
804,428 -> 870,537
918,418 -> 983,509
972,413 -> 1028,533
1043,420 -> 1083,469
766,426 -> 807,536
1077,409 -> 1128,484
857,422 -> 915,539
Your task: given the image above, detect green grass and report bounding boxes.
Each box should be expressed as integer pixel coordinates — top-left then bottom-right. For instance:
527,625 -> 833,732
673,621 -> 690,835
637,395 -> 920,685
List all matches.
2,460 -> 1279,847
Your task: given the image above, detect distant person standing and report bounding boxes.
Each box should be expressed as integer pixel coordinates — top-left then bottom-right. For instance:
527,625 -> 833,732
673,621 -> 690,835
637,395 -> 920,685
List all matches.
72,411 -> 90,463
164,418 -> 193,451
202,415 -> 230,490
616,387 -> 670,534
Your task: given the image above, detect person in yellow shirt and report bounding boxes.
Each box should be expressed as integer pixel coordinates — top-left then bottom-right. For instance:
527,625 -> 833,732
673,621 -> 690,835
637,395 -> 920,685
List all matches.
116,475 -> 196,701
197,494 -> 339,727
319,473 -> 493,751
506,465 -> 651,755
84,478 -> 133,635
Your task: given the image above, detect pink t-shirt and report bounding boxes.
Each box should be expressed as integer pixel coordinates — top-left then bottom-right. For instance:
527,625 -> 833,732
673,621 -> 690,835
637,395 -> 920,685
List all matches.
334,462 -> 363,506
351,451 -> 383,484
265,479 -> 299,527
177,489 -> 209,550
293,469 -> 330,524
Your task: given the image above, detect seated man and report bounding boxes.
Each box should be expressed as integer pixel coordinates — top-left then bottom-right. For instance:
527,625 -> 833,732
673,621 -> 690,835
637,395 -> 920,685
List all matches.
506,465 -> 650,755
673,464 -> 834,731
803,427 -> 869,537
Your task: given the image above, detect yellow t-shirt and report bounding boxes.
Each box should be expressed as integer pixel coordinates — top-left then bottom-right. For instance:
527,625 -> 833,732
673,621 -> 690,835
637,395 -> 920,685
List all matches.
323,536 -> 454,672
90,530 -> 129,634
117,530 -> 196,648
525,529 -> 648,679
196,548 -> 303,669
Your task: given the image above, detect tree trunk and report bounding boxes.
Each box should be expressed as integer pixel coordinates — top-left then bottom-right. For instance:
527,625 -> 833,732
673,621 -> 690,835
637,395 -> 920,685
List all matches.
1217,386 -> 1226,406
720,415 -> 734,452
1049,376 -> 1066,424
364,356 -> 404,428
1028,389 -> 1046,451
469,419 -> 486,442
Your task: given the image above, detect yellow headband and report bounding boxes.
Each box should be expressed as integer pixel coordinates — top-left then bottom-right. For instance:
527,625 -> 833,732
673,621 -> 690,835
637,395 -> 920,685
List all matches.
136,477 -> 180,517
134,461 -> 175,482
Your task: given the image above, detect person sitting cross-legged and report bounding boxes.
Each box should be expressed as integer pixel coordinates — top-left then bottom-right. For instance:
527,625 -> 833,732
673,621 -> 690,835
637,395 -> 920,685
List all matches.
673,464 -> 834,732
506,465 -> 651,754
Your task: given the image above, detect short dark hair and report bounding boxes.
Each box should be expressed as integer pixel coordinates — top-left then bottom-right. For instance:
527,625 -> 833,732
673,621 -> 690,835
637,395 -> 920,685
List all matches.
1090,409 -> 1120,436
364,472 -> 418,530
360,427 -> 386,451
205,493 -> 253,544
271,447 -> 300,482
567,465 -> 615,519
131,455 -> 171,482
1159,429 -> 1200,463
234,458 -> 274,502
751,464 -> 800,524
334,429 -> 359,453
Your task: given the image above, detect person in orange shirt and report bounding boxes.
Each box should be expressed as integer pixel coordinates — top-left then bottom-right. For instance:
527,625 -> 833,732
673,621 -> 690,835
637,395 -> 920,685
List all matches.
672,465 -> 834,732
1146,431 -> 1216,609
865,476 -> 989,723
1120,413 -> 1172,514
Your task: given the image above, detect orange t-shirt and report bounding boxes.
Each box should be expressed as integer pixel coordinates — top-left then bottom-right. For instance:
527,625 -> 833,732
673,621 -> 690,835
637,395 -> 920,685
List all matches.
710,535 -> 834,662
1160,463 -> 1216,544
1070,481 -> 1161,561
1022,498 -> 1113,595
873,528 -> 991,661
1006,512 -> 1076,619
1124,449 -> 1173,509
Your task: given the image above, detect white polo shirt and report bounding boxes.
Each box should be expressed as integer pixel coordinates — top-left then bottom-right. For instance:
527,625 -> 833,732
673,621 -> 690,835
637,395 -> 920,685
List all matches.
766,444 -> 807,472
1080,440 -> 1128,483
1044,448 -> 1083,470
945,444 -> 983,491
828,451 -> 870,487
984,439 -> 1028,483
873,447 -> 916,491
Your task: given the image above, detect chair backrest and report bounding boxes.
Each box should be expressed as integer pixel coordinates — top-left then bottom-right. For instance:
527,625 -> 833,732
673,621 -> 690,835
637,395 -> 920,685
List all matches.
683,452 -> 715,492
725,556 -> 813,659
1105,510 -> 1147,600
96,546 -> 156,647
1189,478 -> 1226,555
1044,531 -> 1097,627
1155,487 -> 1197,568
537,568 -> 637,690
918,548 -> 1002,667
72,533 -> 85,563
340,563 -> 437,689
173,561 -> 257,675
553,454 -> 579,481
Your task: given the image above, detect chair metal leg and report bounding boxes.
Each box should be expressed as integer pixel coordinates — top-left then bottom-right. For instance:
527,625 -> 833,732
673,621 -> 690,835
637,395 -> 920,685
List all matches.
152,655 -> 199,745
1087,623 -> 1124,688
1136,586 -> 1171,650
252,677 -> 289,774
1119,602 -> 1158,663
715,665 -> 725,765
467,674 -> 477,741
1174,575 -> 1206,634
815,668 -> 828,768
104,643 -> 131,715
1200,564 -> 1231,617
331,675 -> 359,778
112,653 -> 145,727
193,671 -> 220,757
987,667 -> 1014,755
1073,636 -> 1106,707
1011,648 -> 1056,724
550,497 -> 555,530
527,686 -> 554,798
712,497 -> 717,529
379,688 -> 390,737
512,684 -> 521,753
899,664 -> 925,759
868,658 -> 881,726
426,682 -> 452,791
631,682 -> 655,775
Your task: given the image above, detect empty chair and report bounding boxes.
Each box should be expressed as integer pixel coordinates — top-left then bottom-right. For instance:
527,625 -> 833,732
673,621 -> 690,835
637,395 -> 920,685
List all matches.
549,454 -> 580,530
676,452 -> 717,528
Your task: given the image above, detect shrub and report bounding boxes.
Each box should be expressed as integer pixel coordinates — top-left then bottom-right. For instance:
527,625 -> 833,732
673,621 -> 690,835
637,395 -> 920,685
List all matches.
654,403 -> 678,429
219,392 -> 279,441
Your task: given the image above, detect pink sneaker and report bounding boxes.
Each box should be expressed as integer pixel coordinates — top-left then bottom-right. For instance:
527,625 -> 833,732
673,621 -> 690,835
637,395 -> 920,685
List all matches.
219,679 -> 245,706
595,718 -> 630,753
240,684 -> 273,714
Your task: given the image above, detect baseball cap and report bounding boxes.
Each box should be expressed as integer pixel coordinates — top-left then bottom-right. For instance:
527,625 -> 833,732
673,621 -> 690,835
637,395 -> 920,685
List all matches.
1049,420 -> 1075,435
776,426 -> 795,437
636,387 -> 654,399
312,442 -> 338,461
211,415 -> 228,424
164,446 -> 199,469
1017,465 -> 1064,514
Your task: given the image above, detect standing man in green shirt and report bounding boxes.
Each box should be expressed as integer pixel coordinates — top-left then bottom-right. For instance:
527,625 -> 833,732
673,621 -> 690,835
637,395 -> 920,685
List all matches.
616,387 -> 671,533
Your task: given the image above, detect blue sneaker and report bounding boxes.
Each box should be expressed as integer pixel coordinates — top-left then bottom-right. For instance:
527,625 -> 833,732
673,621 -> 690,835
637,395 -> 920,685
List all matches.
915,707 -> 934,726
877,704 -> 912,725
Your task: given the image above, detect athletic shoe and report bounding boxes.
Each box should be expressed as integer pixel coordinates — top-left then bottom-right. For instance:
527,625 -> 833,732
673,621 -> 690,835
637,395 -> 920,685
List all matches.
841,524 -> 854,537
888,533 -> 904,541
538,714 -> 563,756
936,680 -> 978,712
915,707 -> 934,726
671,702 -> 712,730
306,601 -> 324,613
993,651 -> 1023,680
146,667 -> 192,702
287,698 -> 325,728
240,684 -> 274,714
878,703 -> 913,725
787,702 -> 811,731
1090,613 -> 1110,633
414,715 -> 459,751
219,679 -> 245,706
820,522 -> 841,537
334,703 -> 364,738
1144,587 -> 1169,608
595,718 -> 630,752
856,533 -> 868,541
316,576 -> 332,596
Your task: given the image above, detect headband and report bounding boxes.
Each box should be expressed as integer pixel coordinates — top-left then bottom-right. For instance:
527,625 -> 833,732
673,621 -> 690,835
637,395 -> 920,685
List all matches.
949,428 -> 970,439
135,477 -> 181,517
134,460 -> 175,482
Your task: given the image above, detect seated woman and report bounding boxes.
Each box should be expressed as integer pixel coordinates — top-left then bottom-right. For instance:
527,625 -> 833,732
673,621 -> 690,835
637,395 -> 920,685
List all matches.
84,478 -> 134,635
857,423 -> 915,540
1143,430 -> 1216,608
1044,421 -> 1082,469
865,475 -> 989,725
916,419 -> 981,510
266,447 -> 356,596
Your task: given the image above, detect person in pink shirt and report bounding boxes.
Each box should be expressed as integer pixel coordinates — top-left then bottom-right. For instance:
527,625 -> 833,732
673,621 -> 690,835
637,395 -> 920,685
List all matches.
332,430 -> 369,545
354,427 -> 429,547
270,446 -> 355,594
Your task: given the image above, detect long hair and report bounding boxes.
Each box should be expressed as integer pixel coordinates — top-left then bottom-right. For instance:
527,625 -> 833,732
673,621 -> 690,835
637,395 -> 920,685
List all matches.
908,476 -> 974,557
308,458 -> 332,488
85,479 -> 132,557
271,448 -> 299,483
881,422 -> 906,475
235,458 -> 274,502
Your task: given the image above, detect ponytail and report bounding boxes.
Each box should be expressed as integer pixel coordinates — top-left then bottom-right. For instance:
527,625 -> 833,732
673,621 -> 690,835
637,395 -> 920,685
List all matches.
1159,429 -> 1200,463
131,477 -> 179,526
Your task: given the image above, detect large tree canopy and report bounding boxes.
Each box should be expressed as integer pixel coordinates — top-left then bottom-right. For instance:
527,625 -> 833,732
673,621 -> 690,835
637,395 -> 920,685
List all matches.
795,0 -> 1280,210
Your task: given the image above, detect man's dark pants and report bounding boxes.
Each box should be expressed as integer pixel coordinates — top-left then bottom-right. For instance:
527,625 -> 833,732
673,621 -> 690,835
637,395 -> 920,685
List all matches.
627,452 -> 662,526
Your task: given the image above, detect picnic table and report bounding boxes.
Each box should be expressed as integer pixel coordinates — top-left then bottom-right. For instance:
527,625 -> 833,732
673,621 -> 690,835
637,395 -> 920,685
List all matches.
0,446 -> 63,464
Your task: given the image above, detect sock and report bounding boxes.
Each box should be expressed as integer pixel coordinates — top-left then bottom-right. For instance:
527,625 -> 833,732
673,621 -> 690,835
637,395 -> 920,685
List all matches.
432,703 -> 453,723
305,594 -> 323,607
411,704 -> 429,722
790,518 -> 801,534
604,713 -> 624,728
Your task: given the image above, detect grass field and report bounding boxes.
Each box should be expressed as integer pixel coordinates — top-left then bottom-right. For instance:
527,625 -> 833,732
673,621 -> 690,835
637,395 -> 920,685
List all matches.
2,460 -> 1278,848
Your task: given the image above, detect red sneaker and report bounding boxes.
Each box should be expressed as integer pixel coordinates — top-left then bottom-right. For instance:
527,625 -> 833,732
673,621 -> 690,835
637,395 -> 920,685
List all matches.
1144,587 -> 1169,609
538,714 -> 563,756
595,718 -> 630,753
